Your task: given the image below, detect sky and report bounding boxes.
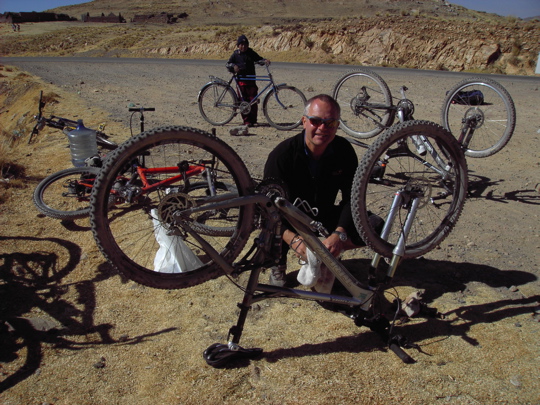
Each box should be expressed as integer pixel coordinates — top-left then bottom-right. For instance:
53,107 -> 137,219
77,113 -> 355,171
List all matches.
0,0 -> 89,13
449,0 -> 540,19
0,0 -> 539,18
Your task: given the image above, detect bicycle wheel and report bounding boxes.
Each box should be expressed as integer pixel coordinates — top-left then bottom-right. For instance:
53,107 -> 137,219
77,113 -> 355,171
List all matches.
332,69 -> 394,139
263,85 -> 306,130
441,77 -> 516,158
198,82 -> 237,126
178,181 -> 238,237
90,126 -> 255,290
33,166 -> 100,220
352,120 -> 468,259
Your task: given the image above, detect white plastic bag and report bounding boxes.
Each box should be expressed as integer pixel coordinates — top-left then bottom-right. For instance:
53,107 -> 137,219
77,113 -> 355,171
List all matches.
151,209 -> 203,273
297,248 -> 321,287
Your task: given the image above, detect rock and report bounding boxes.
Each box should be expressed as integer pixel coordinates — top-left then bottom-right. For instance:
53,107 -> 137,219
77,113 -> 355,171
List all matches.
229,125 -> 249,136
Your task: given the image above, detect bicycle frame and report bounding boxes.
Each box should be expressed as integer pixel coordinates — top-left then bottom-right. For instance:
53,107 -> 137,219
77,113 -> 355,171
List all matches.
350,85 -> 412,130
182,194 -> 375,301
359,85 -> 495,159
135,165 -> 205,194
349,86 -> 454,182
174,191 -> 414,362
210,64 -> 287,111
109,159 -> 227,205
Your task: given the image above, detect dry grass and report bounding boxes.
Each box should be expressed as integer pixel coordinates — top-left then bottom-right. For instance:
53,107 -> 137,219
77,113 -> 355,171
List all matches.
1,48 -> 540,405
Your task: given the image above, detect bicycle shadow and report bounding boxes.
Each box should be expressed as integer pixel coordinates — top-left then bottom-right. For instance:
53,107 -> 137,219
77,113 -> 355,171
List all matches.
388,257 -> 537,303
466,173 -> 503,200
59,218 -> 92,232
256,258 -> 537,366
466,173 -> 539,205
0,236 -> 176,393
501,188 -> 540,205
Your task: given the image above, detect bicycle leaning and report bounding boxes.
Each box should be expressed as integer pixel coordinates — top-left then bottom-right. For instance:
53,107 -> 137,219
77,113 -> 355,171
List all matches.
331,68 -> 516,158
198,61 -> 307,130
32,99 -> 240,249
31,101 -> 150,220
89,119 -> 468,366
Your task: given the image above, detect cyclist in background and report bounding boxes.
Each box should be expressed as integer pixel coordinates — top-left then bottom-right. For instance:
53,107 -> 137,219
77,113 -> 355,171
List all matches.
226,35 -> 270,127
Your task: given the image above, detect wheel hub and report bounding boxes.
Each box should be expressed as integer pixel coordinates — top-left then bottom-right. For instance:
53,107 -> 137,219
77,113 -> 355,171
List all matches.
404,177 -> 432,209
351,89 -> 369,115
157,192 -> 196,230
464,107 -> 484,130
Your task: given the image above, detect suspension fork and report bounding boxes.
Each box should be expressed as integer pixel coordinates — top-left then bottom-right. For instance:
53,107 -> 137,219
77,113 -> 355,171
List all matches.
458,115 -> 480,150
369,190 -> 421,283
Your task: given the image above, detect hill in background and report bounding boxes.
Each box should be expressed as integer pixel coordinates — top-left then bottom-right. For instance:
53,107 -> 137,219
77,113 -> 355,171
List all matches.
2,0 -> 538,75
46,0 -> 497,25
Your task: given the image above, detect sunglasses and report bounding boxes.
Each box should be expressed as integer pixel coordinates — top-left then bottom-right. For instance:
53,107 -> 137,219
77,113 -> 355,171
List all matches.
304,115 -> 340,129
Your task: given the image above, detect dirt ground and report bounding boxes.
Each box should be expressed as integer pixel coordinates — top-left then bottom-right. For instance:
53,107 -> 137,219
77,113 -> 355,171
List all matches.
1,58 -> 540,405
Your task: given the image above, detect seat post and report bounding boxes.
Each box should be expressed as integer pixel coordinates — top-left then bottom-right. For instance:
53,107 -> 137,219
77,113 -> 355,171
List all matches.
227,267 -> 263,345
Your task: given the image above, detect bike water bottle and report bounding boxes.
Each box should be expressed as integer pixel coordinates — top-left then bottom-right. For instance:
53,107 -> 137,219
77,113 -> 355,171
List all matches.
68,119 -> 98,167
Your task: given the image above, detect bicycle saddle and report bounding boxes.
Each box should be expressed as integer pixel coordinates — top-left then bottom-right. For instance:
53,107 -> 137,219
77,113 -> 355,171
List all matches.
203,343 -> 262,368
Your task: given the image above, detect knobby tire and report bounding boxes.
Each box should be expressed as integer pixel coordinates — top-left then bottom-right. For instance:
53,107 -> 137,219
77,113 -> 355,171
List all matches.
352,120 -> 468,258
33,166 -> 101,220
90,126 -> 255,290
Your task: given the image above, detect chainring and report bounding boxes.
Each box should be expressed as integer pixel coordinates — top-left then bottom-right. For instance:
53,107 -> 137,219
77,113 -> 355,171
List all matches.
255,178 -> 289,201
238,101 -> 251,115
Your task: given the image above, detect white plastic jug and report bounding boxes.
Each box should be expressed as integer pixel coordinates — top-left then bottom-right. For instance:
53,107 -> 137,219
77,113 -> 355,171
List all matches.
68,119 -> 98,167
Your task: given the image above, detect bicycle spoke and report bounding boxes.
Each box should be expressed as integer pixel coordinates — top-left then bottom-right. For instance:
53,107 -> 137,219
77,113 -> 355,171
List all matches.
91,127 -> 255,290
352,121 -> 468,259
332,69 -> 394,139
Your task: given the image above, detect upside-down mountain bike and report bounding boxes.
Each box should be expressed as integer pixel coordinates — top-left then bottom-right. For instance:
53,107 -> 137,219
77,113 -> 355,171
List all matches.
198,62 -> 306,130
332,69 -> 515,158
90,119 -> 468,366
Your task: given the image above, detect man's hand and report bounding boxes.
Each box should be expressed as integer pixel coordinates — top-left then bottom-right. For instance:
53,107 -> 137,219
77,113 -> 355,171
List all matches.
323,233 -> 344,257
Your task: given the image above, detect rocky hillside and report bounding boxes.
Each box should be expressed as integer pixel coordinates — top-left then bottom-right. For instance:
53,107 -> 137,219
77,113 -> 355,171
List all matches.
2,0 -> 538,75
144,16 -> 539,75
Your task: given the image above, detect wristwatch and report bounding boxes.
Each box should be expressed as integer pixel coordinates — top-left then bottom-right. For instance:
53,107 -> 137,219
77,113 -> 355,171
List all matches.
332,230 -> 348,242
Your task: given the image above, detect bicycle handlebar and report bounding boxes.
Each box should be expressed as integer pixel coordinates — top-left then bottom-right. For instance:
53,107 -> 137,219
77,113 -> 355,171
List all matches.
128,107 -> 155,112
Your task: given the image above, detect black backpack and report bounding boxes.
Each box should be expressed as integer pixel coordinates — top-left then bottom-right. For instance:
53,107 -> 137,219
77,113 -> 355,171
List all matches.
451,90 -> 484,105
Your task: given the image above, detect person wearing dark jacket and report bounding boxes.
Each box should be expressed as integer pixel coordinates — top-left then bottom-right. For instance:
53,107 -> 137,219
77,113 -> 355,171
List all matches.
226,35 -> 270,126
263,94 -> 380,287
